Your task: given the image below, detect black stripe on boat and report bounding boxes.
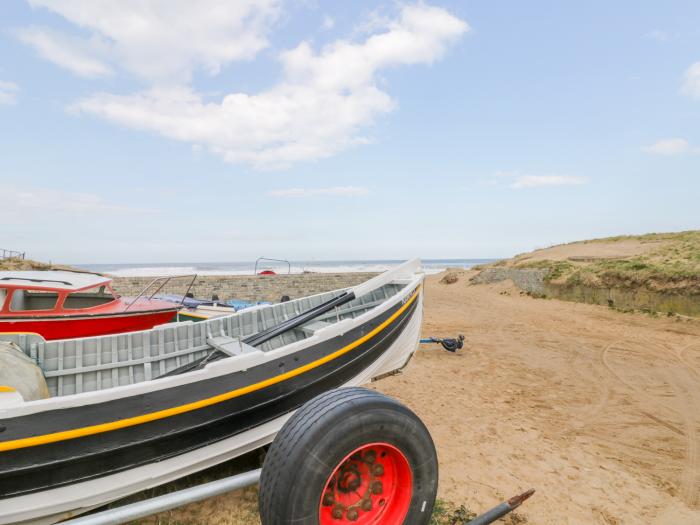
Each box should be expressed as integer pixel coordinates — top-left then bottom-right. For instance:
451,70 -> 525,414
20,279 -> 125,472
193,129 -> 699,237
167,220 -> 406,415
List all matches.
0,288 -> 419,498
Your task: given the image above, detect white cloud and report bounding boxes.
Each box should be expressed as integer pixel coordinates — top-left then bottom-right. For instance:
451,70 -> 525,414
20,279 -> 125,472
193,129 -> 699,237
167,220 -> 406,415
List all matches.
682,61 -> 700,99
322,15 -> 335,31
268,186 -> 369,197
0,186 -> 147,219
643,137 -> 689,155
491,171 -> 588,189
493,170 -> 518,179
22,0 -> 281,83
66,3 -> 468,168
644,29 -> 668,42
0,81 -> 19,105
511,175 -> 588,189
17,26 -> 113,78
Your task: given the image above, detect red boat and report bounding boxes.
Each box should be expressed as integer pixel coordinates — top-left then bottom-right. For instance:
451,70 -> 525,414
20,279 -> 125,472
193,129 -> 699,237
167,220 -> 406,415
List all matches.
0,271 -> 178,340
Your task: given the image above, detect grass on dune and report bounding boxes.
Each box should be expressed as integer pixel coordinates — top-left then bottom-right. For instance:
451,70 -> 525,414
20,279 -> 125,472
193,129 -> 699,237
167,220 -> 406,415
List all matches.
514,231 -> 700,293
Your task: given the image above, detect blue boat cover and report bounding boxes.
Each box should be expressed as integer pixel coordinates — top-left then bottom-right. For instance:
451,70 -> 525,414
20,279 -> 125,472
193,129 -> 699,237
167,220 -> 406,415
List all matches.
154,294 -> 216,309
226,299 -> 272,310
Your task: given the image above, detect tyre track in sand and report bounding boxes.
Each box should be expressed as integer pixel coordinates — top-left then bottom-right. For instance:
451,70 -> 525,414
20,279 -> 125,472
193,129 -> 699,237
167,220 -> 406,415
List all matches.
678,342 -> 700,380
665,366 -> 700,508
601,339 -> 683,416
601,336 -> 700,508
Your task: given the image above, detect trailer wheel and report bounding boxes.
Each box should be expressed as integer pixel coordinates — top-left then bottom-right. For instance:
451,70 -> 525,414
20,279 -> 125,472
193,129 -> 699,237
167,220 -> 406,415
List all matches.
259,387 -> 438,525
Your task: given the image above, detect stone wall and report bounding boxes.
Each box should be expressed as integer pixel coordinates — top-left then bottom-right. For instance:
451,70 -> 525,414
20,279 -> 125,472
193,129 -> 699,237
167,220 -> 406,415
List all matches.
543,283 -> 700,317
471,267 -> 700,316
469,268 -> 548,295
112,272 -> 380,302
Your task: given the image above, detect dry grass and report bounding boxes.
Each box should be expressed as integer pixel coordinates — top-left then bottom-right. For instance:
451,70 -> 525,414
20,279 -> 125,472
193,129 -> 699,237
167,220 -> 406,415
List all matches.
513,230 -> 700,293
0,257 -> 78,272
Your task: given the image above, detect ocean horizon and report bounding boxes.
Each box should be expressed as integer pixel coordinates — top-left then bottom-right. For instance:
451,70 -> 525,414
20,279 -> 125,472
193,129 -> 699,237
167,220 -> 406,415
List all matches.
76,258 -> 497,277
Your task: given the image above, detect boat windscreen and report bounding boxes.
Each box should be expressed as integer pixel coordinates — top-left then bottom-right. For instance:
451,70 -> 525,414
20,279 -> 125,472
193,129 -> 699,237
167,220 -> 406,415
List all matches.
10,290 -> 59,312
62,286 -> 116,309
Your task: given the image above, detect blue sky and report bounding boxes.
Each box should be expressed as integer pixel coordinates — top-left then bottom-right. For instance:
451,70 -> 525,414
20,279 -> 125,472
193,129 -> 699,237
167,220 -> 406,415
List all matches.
1,1 -> 699,264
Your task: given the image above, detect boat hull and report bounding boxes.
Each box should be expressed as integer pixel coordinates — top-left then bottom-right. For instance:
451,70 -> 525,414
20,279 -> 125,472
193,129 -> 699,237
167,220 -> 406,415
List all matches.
0,286 -> 423,524
0,309 -> 177,341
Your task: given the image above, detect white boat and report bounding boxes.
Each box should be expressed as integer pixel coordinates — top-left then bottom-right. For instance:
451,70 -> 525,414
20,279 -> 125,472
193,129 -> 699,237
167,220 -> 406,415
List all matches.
0,259 -> 424,524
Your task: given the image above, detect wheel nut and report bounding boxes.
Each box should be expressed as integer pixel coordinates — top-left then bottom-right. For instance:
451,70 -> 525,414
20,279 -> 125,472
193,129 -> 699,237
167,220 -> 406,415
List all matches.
347,508 -> 359,521
364,450 -> 376,464
371,480 -> 383,495
361,499 -> 373,511
323,492 -> 334,506
332,506 -> 344,519
372,464 -> 384,476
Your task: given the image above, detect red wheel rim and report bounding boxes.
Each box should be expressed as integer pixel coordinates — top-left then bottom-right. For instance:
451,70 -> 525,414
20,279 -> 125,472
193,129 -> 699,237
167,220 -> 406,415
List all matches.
319,442 -> 413,524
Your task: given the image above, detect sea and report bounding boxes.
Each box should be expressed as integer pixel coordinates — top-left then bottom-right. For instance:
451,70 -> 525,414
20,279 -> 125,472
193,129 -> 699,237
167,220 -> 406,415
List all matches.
76,259 -> 495,277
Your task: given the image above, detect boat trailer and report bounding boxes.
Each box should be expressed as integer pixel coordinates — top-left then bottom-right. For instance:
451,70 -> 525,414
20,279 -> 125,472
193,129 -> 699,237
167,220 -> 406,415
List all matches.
62,475 -> 532,525
59,388 -> 532,525
420,333 -> 465,352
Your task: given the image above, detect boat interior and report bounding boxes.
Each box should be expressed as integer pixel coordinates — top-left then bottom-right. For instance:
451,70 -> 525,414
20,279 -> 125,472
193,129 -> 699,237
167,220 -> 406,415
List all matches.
2,287 -> 116,312
61,288 -> 116,309
17,282 -> 409,397
8,291 -> 61,312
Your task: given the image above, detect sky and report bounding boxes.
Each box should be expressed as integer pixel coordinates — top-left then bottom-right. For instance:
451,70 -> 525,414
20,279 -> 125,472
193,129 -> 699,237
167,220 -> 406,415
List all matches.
1,1 -> 699,264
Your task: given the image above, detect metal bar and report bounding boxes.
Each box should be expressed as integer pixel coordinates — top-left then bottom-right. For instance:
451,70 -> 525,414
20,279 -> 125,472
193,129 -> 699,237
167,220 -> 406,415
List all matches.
0,248 -> 24,260
254,257 -> 291,275
60,469 -> 261,525
180,274 -> 199,307
123,277 -> 159,312
147,279 -> 170,300
467,489 -> 535,525
123,274 -> 197,311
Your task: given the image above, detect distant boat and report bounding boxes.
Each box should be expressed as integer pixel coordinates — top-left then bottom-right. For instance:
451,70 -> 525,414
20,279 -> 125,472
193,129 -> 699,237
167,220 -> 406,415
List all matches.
153,293 -> 217,309
154,294 -> 273,322
175,300 -> 272,322
0,260 -> 424,524
0,271 -> 178,340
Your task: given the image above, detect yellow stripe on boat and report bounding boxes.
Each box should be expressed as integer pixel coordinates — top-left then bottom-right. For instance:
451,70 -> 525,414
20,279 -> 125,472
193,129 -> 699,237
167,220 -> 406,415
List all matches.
0,386 -> 17,393
0,287 -> 420,452
178,311 -> 210,320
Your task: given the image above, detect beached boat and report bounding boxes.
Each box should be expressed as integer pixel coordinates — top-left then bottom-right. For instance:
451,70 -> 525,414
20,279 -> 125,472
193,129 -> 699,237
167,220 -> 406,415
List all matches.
0,271 -> 178,340
175,301 -> 273,322
155,294 -> 272,323
0,259 -> 424,524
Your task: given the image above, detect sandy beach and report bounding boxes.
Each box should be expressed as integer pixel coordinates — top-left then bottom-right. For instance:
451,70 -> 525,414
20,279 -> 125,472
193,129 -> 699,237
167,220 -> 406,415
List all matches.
137,268 -> 700,524
6,3 -> 698,523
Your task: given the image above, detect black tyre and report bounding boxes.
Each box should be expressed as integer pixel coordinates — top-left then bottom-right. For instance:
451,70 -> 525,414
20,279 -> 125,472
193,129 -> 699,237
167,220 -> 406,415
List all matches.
259,387 -> 438,525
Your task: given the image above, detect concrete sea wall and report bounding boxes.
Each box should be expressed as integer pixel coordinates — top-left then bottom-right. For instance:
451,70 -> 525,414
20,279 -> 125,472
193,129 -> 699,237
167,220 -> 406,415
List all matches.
112,272 -> 380,303
543,284 -> 700,317
469,268 -> 549,295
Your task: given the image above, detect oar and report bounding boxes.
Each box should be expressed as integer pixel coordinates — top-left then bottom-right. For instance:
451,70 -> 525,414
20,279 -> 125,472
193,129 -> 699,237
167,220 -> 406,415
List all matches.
159,259 -> 422,378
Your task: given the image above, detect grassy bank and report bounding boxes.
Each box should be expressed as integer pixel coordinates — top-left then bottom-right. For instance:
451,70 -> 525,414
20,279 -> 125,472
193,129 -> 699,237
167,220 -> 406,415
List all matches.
0,257 -> 78,272
0,258 -> 52,271
511,231 -> 700,295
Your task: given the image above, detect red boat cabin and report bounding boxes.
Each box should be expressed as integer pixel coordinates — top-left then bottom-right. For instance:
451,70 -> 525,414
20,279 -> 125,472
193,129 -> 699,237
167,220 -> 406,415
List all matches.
0,271 -> 178,341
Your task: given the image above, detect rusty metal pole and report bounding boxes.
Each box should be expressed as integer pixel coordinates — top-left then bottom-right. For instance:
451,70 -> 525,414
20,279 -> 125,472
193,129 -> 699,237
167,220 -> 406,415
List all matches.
467,489 -> 535,525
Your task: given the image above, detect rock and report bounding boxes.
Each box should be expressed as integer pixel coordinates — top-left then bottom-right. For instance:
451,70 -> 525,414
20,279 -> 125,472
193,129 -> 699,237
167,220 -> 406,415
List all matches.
440,272 -> 459,285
